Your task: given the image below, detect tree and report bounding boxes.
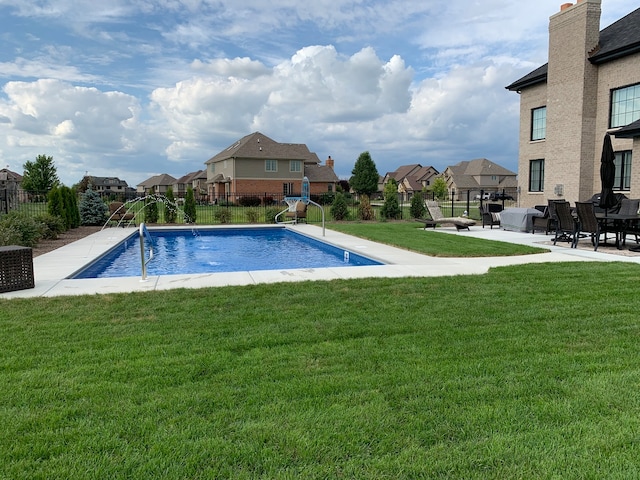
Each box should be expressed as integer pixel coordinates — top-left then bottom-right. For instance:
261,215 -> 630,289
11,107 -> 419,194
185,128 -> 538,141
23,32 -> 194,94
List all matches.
145,189 -> 159,224
410,190 -> 426,219
330,192 -> 350,221
78,187 -> 108,226
430,177 -> 448,200
184,187 -> 197,224
380,179 -> 401,220
350,151 -> 379,197
22,154 -> 60,194
164,187 -> 177,223
357,193 -> 375,221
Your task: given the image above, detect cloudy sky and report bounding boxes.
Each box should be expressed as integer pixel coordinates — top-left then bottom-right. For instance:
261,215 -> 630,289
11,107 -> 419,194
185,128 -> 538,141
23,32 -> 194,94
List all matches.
0,0 -> 634,187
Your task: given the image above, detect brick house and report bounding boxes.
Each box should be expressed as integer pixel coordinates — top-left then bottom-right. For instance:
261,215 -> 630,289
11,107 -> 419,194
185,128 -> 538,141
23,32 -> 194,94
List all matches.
204,132 -> 338,203
173,170 -> 207,201
380,164 -> 439,202
506,1 -> 640,207
137,173 -> 178,195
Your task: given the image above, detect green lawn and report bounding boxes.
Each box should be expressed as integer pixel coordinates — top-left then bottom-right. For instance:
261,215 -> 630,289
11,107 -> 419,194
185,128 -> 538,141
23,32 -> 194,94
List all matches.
2,225 -> 640,478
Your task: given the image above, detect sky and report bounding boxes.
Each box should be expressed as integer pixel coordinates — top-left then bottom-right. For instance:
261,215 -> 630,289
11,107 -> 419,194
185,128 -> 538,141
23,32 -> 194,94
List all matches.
0,0 -> 634,188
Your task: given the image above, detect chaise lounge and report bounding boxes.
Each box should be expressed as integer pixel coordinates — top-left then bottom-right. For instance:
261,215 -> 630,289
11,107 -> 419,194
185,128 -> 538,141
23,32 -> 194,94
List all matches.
424,201 -> 476,231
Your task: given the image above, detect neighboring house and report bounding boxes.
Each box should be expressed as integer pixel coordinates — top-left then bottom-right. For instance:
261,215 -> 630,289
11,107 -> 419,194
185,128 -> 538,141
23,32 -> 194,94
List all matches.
81,176 -> 134,199
173,170 -> 207,200
137,174 -> 178,195
204,132 -> 338,203
442,159 -> 517,201
381,164 -> 439,201
506,1 -> 640,207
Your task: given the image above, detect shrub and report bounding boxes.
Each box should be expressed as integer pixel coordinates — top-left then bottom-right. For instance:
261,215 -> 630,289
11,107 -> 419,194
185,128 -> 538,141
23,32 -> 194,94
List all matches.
410,192 -> 426,219
145,192 -> 159,224
357,194 -> 375,221
246,208 -> 260,223
264,207 -> 280,224
0,211 -> 43,247
238,196 -> 262,207
381,181 -> 401,220
183,187 -> 197,224
330,192 -> 350,221
79,188 -> 108,226
214,208 -> 232,224
164,187 -> 177,224
34,213 -> 66,239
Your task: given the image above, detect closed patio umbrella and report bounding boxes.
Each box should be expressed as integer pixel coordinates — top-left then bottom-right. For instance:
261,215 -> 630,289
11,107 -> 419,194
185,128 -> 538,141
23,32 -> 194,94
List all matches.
599,133 -> 617,210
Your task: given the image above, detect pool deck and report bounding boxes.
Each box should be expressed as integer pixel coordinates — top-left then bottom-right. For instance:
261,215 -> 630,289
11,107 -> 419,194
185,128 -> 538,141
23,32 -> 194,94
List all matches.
2,223 -> 640,299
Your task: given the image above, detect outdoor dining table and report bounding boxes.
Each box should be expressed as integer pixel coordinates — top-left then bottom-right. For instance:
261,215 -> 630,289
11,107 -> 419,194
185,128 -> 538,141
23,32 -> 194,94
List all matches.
594,212 -> 640,249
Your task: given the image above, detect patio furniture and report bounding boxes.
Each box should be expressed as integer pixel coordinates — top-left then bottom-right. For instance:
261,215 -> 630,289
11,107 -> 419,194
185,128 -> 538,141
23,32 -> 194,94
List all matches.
0,246 -> 35,293
108,202 -> 136,227
575,201 -> 602,250
500,207 -> 544,232
285,201 -> 307,223
619,199 -> 640,246
424,201 -> 476,231
480,203 -> 502,229
532,205 -> 555,235
553,201 -> 578,247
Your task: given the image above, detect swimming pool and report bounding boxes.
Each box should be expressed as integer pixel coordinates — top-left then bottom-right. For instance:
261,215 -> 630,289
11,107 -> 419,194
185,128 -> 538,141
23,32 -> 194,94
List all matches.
71,226 -> 383,279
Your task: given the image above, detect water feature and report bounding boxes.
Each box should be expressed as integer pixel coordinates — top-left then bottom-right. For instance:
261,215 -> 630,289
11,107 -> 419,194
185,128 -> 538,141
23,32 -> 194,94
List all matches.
102,194 -> 193,229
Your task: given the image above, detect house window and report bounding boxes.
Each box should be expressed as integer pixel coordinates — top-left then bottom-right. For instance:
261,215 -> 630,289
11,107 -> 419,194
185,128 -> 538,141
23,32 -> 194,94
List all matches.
614,151 -> 632,191
283,183 -> 294,195
266,159 -> 277,172
611,84 -> 640,128
531,107 -> 546,141
529,159 -> 544,192
328,184 -> 333,192
290,160 -> 301,172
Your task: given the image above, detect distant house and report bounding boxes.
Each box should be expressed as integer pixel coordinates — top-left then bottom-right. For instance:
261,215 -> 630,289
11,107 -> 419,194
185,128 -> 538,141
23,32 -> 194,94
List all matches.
0,168 -> 23,211
137,174 -> 178,195
380,164 -> 439,201
81,176 -> 134,199
442,159 -> 517,200
204,132 -> 338,203
173,170 -> 207,201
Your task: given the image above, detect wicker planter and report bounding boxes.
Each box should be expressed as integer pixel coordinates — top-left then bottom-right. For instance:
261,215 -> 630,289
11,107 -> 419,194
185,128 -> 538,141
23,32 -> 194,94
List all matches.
0,246 -> 35,293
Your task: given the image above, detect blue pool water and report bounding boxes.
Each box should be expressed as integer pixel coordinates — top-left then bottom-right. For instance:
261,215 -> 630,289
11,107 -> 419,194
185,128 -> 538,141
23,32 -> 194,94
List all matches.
71,227 -> 382,279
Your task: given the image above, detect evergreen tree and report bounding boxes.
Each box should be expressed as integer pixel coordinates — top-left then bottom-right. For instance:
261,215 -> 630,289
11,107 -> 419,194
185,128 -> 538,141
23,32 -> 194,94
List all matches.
410,191 -> 426,219
357,193 -> 375,220
47,187 -> 65,225
79,187 -> 108,226
350,151 -> 379,197
184,187 -> 197,224
330,192 -> 350,220
145,190 -> 159,224
164,187 -> 177,223
380,179 -> 401,220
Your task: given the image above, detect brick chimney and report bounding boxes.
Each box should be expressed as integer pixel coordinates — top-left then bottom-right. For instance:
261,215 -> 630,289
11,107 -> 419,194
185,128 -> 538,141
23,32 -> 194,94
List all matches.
545,0 -> 601,201
326,156 -> 334,169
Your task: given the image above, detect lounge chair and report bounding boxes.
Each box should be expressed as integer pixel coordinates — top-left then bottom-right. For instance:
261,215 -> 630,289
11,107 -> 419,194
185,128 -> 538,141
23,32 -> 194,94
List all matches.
285,201 -> 307,223
552,201 -> 577,246
479,203 -> 502,229
425,201 -> 476,231
574,201 -> 602,250
108,201 -> 135,227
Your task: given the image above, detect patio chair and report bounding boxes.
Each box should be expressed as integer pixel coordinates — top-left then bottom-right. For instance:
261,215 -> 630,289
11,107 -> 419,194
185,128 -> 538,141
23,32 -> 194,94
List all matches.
284,201 -> 307,223
425,201 -> 476,231
574,201 -> 602,251
532,204 -> 554,235
552,201 -> 578,247
108,202 -> 136,227
479,203 -> 502,229
619,198 -> 640,246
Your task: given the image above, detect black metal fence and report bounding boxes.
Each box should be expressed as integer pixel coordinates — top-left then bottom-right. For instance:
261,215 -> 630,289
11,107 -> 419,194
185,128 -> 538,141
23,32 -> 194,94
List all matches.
2,188 -> 519,225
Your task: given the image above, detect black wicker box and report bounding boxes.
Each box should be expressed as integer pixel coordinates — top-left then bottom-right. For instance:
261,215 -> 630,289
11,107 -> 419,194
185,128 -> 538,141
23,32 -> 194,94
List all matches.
0,246 -> 35,293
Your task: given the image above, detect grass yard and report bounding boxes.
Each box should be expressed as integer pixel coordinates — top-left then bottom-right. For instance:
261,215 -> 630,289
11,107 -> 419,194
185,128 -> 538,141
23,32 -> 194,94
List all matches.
327,221 -> 546,257
2,262 -> 640,478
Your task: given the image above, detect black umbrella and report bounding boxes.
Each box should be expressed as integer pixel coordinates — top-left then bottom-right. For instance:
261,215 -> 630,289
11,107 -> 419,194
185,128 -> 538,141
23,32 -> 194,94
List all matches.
599,133 -> 617,210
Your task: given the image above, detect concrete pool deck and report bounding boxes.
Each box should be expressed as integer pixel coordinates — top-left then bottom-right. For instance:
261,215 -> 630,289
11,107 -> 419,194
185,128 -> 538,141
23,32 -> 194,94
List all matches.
2,223 -> 640,299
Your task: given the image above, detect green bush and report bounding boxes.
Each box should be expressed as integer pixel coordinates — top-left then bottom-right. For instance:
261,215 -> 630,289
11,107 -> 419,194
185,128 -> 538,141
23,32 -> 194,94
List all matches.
330,192 -> 350,221
410,192 -> 426,219
214,208 -> 232,224
145,193 -> 159,224
264,207 -> 280,224
164,187 -> 177,224
183,187 -> 197,224
357,194 -> 375,221
246,208 -> 260,223
34,214 -> 66,239
0,211 -> 43,247
238,196 -> 261,207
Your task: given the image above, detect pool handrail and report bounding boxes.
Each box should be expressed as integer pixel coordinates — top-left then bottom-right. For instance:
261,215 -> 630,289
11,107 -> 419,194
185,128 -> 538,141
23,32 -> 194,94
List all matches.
139,222 -> 154,281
